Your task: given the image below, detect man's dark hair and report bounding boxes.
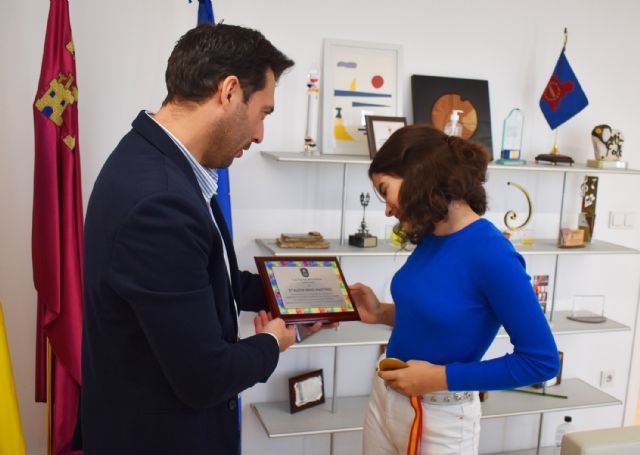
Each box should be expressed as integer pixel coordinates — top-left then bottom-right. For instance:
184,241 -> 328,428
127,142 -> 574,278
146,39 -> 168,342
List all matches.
369,124 -> 490,244
163,23 -> 294,105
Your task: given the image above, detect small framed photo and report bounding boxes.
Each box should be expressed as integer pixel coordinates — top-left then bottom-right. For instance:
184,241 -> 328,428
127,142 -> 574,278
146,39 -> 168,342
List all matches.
365,115 -> 407,158
254,256 -> 360,324
289,369 -> 325,413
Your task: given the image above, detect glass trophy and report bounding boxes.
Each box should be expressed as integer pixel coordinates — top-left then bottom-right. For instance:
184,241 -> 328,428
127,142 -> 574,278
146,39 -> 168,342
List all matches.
497,108 -> 525,165
567,295 -> 606,323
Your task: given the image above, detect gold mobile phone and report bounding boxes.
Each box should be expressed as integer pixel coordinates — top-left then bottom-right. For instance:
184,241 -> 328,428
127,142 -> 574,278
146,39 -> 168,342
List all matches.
378,357 -> 409,371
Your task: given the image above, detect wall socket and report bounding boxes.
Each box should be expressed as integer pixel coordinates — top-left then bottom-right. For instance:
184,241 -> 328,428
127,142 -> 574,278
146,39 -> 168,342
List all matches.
609,211 -> 635,229
600,369 -> 616,387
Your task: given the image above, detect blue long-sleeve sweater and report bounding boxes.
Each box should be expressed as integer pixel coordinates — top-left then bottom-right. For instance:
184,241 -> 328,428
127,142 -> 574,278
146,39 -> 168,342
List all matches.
386,218 -> 560,391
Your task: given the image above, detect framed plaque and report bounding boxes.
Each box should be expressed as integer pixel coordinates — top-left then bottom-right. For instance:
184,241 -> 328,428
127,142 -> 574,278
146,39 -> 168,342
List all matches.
288,369 -> 325,413
254,256 -> 360,324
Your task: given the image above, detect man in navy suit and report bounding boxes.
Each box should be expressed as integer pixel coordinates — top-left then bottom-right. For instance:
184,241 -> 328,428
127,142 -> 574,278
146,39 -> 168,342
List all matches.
79,23 -> 309,454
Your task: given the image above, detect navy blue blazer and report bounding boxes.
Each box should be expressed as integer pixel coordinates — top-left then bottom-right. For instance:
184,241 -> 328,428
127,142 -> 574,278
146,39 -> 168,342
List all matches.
79,111 -> 278,454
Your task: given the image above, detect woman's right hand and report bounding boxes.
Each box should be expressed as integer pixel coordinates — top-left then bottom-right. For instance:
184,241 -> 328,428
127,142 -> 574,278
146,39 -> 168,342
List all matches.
349,283 -> 382,324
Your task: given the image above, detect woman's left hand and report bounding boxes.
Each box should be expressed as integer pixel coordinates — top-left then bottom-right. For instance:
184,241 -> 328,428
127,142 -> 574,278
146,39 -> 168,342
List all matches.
378,360 -> 448,396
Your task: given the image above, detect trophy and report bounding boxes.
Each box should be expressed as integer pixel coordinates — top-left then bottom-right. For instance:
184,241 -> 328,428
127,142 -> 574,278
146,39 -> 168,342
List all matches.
496,108 -> 526,165
578,176 -> 598,242
304,69 -> 320,155
503,181 -> 534,245
349,193 -> 378,248
587,124 -> 627,169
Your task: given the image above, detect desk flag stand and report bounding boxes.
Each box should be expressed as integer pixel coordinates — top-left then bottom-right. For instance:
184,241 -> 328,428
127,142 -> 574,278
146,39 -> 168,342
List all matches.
536,28 -> 589,166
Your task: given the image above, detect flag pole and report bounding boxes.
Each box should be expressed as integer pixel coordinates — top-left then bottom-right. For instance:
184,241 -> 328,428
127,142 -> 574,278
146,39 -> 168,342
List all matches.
549,129 -> 560,156
549,28 -> 568,158
46,339 -> 52,455
536,25 -> 588,166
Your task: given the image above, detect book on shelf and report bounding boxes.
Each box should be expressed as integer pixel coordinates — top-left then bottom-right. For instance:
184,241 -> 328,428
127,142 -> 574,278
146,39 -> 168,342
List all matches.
276,231 -> 330,249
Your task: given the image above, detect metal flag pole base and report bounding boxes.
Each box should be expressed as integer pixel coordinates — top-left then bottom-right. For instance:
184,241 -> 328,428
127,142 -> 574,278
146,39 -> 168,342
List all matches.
46,339 -> 52,455
535,129 -> 574,165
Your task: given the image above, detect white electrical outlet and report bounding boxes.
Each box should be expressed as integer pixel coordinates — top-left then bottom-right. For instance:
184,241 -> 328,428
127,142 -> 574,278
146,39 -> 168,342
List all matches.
609,211 -> 636,229
600,369 -> 615,387
624,212 -> 636,228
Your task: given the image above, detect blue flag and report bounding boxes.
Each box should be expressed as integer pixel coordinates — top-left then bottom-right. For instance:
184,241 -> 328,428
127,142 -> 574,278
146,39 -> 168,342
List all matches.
539,50 -> 588,130
195,0 -> 214,24
189,0 -> 234,237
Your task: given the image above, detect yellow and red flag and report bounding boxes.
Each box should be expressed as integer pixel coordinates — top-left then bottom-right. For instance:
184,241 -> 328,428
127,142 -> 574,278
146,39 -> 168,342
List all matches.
0,304 -> 26,455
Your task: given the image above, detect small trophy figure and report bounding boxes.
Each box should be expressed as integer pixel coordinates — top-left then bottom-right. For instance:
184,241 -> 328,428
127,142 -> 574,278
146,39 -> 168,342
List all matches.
348,193 -> 378,248
587,124 -> 627,169
303,69 -> 320,155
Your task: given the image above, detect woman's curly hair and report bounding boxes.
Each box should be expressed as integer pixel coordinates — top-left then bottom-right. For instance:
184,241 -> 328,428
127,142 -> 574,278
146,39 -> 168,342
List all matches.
369,124 -> 490,244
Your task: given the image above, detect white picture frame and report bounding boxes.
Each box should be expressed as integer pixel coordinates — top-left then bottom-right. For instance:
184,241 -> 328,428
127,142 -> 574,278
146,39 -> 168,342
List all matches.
321,39 -> 402,155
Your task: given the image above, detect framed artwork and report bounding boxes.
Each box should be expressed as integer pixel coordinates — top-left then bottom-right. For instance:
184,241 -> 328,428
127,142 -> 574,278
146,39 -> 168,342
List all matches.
322,39 -> 402,155
411,75 -> 493,158
289,369 -> 325,413
365,115 -> 407,159
254,256 -> 360,324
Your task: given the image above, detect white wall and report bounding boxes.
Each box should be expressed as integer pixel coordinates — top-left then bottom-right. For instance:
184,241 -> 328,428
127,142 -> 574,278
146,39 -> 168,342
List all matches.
2,1 -> 640,454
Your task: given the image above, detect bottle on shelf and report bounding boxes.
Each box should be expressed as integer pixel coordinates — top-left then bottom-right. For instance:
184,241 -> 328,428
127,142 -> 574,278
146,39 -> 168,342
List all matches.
443,109 -> 464,137
554,415 -> 576,454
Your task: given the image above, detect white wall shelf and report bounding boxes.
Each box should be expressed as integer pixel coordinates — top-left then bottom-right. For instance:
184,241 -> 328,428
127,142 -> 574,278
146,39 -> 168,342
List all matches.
288,315 -> 628,351
256,238 -> 411,257
256,238 -> 639,257
261,151 -> 640,175
252,378 -> 620,439
261,151 -> 370,165
252,396 -> 369,438
498,311 -> 630,338
292,321 -> 391,349
481,378 -> 621,419
488,448 -> 555,455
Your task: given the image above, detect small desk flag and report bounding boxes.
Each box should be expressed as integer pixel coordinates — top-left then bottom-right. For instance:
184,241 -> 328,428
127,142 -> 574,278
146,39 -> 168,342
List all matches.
539,50 -> 588,130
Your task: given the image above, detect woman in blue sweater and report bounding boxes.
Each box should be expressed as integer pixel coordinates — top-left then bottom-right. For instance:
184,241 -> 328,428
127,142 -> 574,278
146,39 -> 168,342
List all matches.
351,125 -> 560,455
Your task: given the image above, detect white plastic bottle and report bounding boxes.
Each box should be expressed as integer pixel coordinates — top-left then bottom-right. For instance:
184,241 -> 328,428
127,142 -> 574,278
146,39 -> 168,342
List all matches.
444,109 -> 464,137
554,416 -> 576,454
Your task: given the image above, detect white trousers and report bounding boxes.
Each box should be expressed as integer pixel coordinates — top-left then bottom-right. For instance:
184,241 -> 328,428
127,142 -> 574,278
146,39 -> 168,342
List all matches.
363,370 -> 481,455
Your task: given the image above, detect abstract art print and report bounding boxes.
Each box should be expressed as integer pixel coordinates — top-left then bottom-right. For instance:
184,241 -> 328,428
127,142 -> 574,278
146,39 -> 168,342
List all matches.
322,39 -> 402,155
411,75 -> 493,157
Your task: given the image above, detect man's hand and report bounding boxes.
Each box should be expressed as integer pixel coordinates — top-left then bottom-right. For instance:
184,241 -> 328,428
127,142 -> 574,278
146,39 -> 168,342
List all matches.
378,360 -> 448,396
254,310 -> 296,352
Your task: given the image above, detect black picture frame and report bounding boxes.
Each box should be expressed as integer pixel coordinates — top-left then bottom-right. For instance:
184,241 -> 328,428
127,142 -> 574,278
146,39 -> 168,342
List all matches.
288,369 -> 325,413
411,74 -> 493,158
365,115 -> 407,159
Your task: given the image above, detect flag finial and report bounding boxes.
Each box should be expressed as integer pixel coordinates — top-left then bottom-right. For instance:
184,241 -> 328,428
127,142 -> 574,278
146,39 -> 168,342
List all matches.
563,27 -> 568,51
